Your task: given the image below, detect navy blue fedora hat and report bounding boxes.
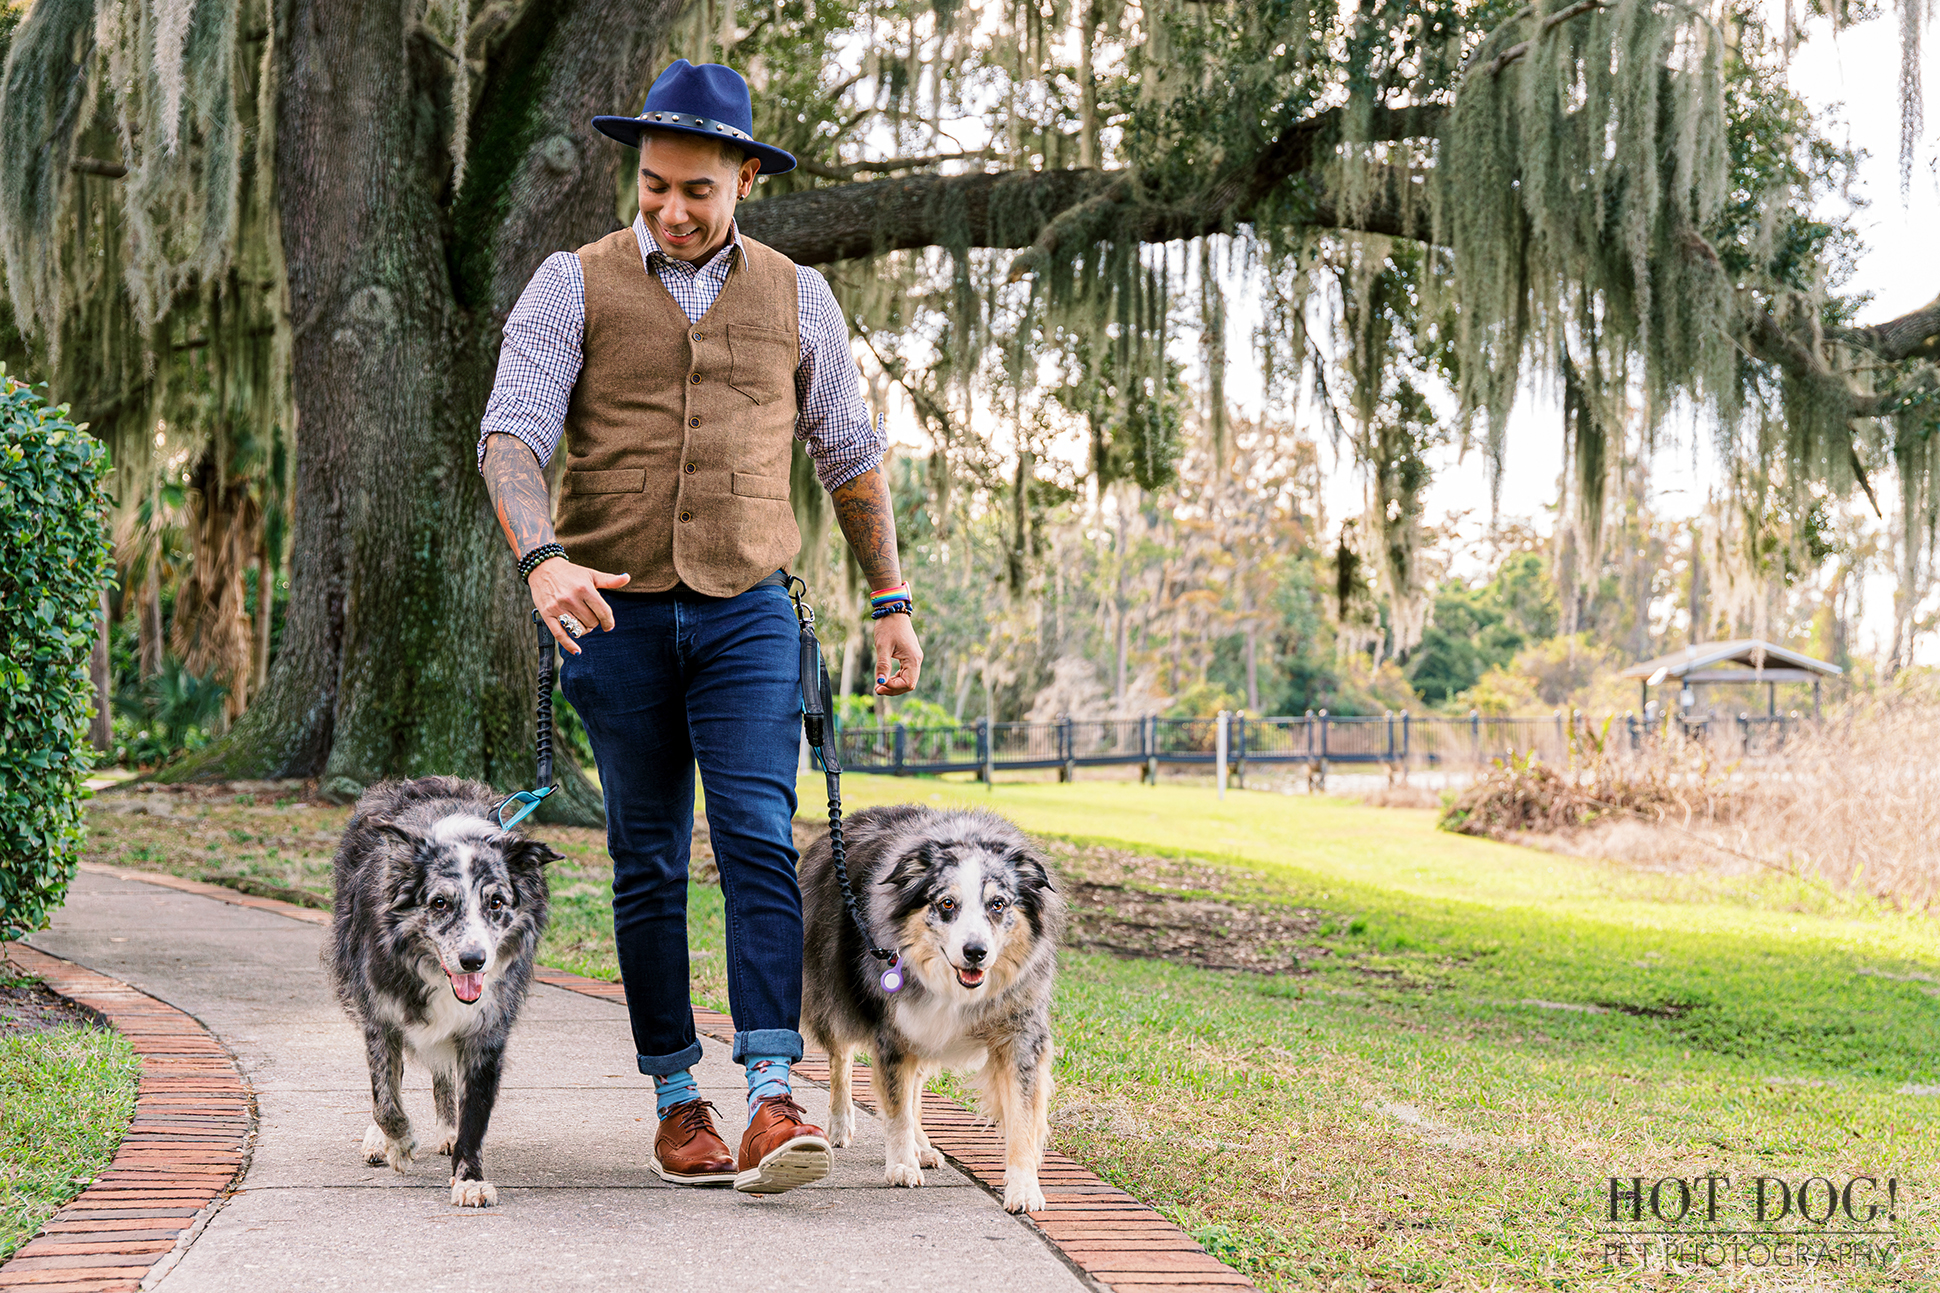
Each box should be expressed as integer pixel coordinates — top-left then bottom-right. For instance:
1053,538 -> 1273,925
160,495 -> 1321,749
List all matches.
592,60 -> 797,175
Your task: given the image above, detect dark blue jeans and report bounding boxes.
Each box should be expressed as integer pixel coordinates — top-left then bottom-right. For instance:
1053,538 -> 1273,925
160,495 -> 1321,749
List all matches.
557,580 -> 804,1076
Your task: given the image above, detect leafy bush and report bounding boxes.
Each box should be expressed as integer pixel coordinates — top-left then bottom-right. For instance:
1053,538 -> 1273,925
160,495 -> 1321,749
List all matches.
0,373 -> 113,938
114,657 -> 227,768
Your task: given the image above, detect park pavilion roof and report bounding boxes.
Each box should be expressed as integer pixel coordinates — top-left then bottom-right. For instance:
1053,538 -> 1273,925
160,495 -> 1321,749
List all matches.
1619,639 -> 1843,686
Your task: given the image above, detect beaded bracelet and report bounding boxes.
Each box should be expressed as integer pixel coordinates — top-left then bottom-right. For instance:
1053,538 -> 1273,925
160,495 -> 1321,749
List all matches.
869,600 -> 913,621
517,542 -> 567,582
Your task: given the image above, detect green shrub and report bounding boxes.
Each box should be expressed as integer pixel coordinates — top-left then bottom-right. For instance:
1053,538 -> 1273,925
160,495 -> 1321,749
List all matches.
0,372 -> 113,938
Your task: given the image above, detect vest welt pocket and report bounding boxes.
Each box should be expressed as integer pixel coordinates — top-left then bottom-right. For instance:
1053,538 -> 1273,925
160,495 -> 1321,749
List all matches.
727,324 -> 793,406
567,469 -> 647,495
730,472 -> 791,501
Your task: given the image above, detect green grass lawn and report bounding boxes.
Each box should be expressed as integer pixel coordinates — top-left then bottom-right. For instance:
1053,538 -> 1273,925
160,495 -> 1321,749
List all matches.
802,776 -> 1940,1291
0,1007 -> 140,1260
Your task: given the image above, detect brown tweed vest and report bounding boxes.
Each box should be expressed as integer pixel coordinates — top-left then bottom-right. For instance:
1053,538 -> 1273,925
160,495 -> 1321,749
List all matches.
553,227 -> 801,598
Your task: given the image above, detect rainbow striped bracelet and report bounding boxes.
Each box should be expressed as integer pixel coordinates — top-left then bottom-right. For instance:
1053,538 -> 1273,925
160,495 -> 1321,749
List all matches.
869,583 -> 913,617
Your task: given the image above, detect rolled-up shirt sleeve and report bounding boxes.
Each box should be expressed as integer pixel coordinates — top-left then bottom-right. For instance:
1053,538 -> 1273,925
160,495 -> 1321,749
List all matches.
476,251 -> 586,470
793,265 -> 884,491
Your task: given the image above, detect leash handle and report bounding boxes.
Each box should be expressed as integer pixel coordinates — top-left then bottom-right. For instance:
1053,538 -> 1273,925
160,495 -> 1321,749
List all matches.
533,609 -> 555,791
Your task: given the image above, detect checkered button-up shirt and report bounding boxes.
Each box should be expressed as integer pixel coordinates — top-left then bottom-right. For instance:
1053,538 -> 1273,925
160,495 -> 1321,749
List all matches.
476,213 -> 882,491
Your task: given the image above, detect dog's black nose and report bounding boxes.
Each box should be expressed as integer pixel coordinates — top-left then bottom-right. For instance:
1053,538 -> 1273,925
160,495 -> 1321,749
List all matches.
458,950 -> 487,973
962,944 -> 987,966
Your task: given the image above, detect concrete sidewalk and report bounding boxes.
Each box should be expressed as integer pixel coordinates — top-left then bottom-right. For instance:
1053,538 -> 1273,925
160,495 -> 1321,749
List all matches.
31,868 -> 1089,1293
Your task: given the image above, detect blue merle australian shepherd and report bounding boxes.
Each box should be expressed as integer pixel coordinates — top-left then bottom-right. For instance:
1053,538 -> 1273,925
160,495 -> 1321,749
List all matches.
325,777 -> 558,1207
800,805 -> 1065,1213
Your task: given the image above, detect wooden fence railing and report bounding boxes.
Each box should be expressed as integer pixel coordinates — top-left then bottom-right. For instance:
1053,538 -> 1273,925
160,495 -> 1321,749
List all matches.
823,710 -> 1813,783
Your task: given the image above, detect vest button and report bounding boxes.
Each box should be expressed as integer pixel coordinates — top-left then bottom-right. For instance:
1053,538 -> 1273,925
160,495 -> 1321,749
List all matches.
683,462 -> 697,474
691,333 -> 701,342
689,373 -> 701,384
679,510 -> 694,523
688,416 -> 701,428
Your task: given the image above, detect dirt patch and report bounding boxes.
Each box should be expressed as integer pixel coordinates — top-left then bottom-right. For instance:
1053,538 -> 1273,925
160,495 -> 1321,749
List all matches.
0,974 -> 101,1037
1037,840 -> 1332,975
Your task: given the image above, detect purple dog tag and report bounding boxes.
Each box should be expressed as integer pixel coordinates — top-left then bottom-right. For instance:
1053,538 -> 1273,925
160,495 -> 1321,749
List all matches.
880,955 -> 904,994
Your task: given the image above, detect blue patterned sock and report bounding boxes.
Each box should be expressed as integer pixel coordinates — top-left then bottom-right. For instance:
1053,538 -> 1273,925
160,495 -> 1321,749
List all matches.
746,1055 -> 793,1115
653,1068 -> 699,1118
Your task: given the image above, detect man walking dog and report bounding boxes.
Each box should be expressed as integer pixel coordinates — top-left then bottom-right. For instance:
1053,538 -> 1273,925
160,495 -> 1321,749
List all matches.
477,59 -> 922,1195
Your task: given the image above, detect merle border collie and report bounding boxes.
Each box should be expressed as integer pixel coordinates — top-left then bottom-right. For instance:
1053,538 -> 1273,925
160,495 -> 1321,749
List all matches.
325,777 -> 558,1207
799,804 -> 1065,1213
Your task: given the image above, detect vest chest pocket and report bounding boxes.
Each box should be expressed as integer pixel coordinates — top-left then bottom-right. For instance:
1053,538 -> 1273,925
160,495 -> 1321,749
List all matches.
727,324 -> 794,407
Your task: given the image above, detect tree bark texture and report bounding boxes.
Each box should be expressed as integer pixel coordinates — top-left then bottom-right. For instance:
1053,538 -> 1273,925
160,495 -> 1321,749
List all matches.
175,0 -> 683,826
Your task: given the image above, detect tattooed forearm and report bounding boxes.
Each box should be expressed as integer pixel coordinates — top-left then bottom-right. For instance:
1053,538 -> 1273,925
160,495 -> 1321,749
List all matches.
482,434 -> 556,557
830,467 -> 903,590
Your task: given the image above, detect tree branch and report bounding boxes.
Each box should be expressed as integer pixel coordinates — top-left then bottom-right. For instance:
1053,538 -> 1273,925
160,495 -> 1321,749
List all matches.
1476,0 -> 1610,78
1831,294 -> 1940,363
794,148 -> 997,181
738,103 -> 1444,264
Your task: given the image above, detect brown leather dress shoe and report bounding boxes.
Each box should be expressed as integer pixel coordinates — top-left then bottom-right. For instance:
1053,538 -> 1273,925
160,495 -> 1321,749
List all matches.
651,1099 -> 738,1185
734,1094 -> 832,1194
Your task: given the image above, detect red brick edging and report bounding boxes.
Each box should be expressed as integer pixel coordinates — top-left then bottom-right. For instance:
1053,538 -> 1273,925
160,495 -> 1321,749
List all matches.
0,944 -> 251,1293
535,967 -> 1256,1292
26,866 -> 1253,1292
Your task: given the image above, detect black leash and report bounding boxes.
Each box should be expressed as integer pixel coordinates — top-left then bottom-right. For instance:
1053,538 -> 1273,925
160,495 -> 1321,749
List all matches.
534,609 -> 555,791
492,610 -> 559,830
790,576 -> 903,993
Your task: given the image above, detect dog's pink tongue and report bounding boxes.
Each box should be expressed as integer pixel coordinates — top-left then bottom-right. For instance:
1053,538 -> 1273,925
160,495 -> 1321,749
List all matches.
450,972 -> 484,1003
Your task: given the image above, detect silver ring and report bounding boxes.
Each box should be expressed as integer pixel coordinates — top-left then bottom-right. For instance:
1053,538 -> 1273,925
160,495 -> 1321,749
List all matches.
558,613 -> 584,638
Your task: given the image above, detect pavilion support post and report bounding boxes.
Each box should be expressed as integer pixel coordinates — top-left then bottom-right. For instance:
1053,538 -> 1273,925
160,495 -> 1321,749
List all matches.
1768,681 -> 1775,718
1813,679 -> 1821,720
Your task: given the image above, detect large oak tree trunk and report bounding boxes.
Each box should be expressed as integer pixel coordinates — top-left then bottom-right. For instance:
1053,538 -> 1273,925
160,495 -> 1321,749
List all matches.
171,0 -> 681,826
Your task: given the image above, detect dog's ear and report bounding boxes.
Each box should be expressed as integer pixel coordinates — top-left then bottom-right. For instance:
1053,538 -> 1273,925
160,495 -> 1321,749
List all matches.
884,841 -> 937,889
374,822 -> 423,855
374,824 -> 428,911
1012,848 -> 1056,894
505,837 -> 563,872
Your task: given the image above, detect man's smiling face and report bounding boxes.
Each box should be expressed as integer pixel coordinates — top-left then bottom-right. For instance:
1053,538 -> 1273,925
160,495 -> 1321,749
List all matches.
637,131 -> 762,264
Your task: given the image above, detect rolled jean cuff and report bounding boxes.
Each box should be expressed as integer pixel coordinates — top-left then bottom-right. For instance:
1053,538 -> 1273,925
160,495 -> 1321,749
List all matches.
731,1028 -> 803,1065
636,1040 -> 704,1078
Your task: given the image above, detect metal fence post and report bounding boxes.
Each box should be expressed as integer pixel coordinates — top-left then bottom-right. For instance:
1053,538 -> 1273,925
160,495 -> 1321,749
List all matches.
1060,714 -> 1075,783
1401,710 -> 1411,767
1216,711 -> 1228,799
977,717 -> 992,787
1470,708 -> 1481,765
1234,713 -> 1246,789
1145,713 -> 1159,786
894,722 -> 907,776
